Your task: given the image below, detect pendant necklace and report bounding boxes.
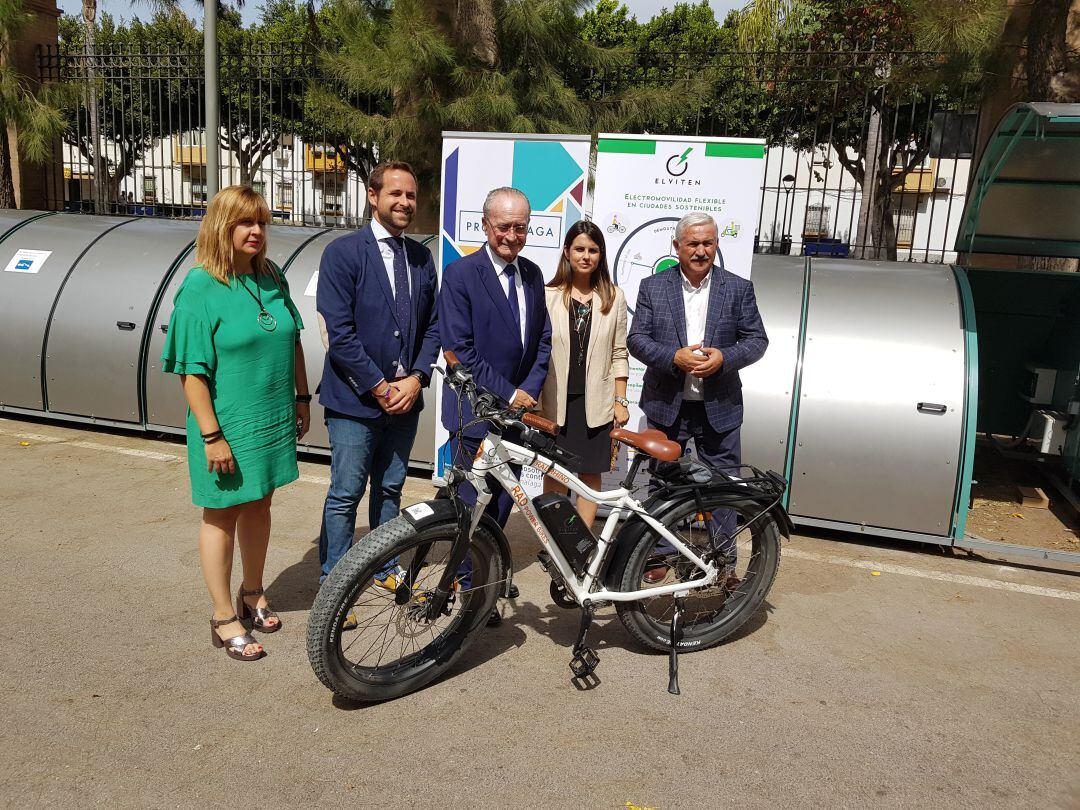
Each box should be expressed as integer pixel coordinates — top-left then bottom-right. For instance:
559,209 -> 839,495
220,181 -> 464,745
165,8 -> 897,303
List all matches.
572,298 -> 591,366
238,274 -> 277,332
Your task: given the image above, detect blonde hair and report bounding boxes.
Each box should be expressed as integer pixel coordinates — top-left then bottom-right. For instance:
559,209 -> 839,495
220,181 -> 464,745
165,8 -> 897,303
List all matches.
195,185 -> 274,284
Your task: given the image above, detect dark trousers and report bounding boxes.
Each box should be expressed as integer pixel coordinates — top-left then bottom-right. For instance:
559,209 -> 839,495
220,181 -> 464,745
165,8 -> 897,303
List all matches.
649,401 -> 741,565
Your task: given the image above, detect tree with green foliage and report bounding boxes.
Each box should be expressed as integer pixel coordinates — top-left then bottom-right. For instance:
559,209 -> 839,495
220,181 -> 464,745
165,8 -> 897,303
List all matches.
735,0 -> 1005,258
216,0 -> 344,185
309,0 -> 630,219
579,0 -> 638,48
0,0 -> 69,207
576,2 -> 772,139
59,10 -> 205,207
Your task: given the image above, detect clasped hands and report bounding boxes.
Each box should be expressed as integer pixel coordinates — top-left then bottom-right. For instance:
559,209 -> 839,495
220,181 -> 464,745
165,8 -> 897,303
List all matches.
674,344 -> 724,378
373,376 -> 422,414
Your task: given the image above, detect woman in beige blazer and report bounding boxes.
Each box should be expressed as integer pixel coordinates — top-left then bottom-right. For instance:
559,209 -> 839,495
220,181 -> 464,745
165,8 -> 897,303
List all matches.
539,220 -> 630,527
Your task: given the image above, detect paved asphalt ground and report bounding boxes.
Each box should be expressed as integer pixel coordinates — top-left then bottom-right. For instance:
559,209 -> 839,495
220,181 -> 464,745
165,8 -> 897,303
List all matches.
1,416 -> 1079,809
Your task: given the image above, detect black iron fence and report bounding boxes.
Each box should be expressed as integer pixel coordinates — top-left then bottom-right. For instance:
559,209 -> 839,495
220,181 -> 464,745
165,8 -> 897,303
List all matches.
39,43 -> 985,262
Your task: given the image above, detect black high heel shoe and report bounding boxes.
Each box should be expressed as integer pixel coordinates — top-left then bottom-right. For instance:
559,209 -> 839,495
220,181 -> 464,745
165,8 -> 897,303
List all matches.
237,586 -> 282,633
210,615 -> 265,661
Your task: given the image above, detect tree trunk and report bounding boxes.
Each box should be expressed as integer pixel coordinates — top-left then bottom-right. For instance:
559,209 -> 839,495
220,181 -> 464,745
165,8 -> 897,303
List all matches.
1025,0 -> 1073,99
978,0 -> 1080,157
82,0 -> 106,214
449,0 -> 498,67
0,125 -> 16,208
853,104 -> 884,260
873,178 -> 898,262
976,0 -> 1080,271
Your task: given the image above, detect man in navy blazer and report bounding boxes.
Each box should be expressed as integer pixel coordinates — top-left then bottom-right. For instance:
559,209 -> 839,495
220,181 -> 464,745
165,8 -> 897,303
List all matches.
627,211 -> 767,585
438,187 -> 552,530
316,161 -> 440,585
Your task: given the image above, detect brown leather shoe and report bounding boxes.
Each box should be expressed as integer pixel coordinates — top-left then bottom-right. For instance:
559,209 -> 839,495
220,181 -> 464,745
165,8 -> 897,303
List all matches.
642,565 -> 670,584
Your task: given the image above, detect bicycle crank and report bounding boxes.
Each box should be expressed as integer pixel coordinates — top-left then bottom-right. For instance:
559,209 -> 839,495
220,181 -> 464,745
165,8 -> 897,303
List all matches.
569,601 -> 600,688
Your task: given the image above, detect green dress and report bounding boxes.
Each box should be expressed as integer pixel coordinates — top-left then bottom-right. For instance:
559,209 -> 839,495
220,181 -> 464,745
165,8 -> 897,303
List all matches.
161,265 -> 304,508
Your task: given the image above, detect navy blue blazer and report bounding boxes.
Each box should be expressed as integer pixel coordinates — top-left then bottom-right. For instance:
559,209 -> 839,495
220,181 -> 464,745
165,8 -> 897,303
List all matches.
438,248 -> 552,438
316,225 -> 440,419
627,265 -> 768,433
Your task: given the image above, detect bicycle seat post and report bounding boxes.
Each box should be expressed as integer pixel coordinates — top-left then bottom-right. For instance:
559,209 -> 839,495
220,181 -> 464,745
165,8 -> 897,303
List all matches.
619,452 -> 648,490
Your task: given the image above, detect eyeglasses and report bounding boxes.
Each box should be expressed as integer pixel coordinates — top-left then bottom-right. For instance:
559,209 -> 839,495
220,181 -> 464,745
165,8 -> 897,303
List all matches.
487,221 -> 529,236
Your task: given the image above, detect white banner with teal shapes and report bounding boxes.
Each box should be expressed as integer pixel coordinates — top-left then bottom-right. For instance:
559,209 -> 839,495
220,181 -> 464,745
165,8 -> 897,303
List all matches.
434,132 -> 591,486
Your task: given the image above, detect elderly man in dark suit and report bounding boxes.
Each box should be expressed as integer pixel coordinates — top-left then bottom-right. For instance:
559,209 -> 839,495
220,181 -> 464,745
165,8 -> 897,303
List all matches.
438,186 -> 552,526
627,211 -> 768,585
316,161 -> 440,586
438,187 -> 552,624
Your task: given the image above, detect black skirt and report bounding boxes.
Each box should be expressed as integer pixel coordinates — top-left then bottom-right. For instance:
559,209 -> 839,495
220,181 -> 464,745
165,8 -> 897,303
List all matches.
556,392 -> 615,474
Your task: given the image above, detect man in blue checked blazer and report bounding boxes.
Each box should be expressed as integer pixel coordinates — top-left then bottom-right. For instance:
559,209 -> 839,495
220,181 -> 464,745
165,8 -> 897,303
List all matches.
627,211 -> 767,585
316,161 -> 440,586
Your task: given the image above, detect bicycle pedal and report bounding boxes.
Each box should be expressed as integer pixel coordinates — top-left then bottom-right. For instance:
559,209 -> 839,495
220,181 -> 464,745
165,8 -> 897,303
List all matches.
569,646 -> 600,678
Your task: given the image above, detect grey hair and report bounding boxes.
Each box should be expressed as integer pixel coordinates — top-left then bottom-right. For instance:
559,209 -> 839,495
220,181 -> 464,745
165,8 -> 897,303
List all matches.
482,187 -> 531,219
675,212 -> 717,242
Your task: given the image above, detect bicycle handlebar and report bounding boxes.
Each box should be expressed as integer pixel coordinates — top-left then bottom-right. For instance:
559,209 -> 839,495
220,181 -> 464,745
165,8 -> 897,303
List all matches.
522,412 -> 557,435
439,351 -> 557,437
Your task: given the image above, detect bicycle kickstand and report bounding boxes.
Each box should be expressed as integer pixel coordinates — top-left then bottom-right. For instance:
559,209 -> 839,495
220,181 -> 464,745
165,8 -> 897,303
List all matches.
668,596 -> 687,695
569,601 -> 600,689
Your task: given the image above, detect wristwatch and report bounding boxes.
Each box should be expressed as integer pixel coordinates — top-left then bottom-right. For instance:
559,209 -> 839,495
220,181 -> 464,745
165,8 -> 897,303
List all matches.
614,396 -> 630,407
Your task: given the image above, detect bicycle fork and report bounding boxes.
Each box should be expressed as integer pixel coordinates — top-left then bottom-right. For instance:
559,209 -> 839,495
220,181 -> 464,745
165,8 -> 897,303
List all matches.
418,473 -> 480,622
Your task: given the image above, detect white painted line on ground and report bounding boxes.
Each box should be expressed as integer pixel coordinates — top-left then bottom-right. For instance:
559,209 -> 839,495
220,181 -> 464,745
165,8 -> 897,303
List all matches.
1,427 -> 180,462
3,425 -> 334,479
7,424 -> 1076,602
784,546 -> 1080,602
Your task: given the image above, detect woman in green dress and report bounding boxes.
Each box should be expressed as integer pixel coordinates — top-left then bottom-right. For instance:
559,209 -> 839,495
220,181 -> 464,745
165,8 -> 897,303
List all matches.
162,185 -> 310,662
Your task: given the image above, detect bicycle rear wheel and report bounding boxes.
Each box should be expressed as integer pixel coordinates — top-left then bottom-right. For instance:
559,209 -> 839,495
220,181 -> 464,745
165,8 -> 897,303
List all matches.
306,515 -> 503,702
614,495 -> 781,653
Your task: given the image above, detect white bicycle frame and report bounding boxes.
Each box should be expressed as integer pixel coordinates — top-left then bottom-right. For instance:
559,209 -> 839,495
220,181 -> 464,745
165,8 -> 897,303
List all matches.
464,431 -> 722,604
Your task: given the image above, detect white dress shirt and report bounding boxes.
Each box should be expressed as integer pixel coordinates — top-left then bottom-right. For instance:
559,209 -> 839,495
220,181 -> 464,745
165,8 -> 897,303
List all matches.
681,268 -> 711,401
370,216 -> 411,378
370,216 -> 411,298
485,244 -> 527,345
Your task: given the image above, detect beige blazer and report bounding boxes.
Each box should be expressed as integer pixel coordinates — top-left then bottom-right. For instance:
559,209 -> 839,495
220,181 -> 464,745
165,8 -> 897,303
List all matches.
539,286 -> 630,428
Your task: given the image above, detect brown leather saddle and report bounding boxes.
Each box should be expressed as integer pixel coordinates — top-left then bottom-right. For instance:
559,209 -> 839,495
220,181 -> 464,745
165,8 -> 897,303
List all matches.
609,427 -> 681,462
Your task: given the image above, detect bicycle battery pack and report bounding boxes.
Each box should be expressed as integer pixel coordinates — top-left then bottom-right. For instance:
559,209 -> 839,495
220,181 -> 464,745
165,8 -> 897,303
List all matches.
533,492 -> 596,577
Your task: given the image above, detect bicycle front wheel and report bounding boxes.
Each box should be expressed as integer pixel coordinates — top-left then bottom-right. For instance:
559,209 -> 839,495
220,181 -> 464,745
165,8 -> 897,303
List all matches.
306,515 -> 503,702
614,495 -> 781,653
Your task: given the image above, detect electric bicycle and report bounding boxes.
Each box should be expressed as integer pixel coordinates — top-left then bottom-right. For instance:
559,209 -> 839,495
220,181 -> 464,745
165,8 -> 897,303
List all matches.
306,352 -> 790,701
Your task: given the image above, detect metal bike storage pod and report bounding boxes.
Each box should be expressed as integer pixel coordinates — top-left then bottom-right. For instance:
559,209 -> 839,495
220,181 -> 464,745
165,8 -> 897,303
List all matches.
277,228 -> 350,454
786,260 -> 966,538
949,102 -> 1080,563
45,218 -> 200,424
739,255 -> 806,478
0,209 -> 52,241
143,224 -> 331,434
0,213 -> 133,413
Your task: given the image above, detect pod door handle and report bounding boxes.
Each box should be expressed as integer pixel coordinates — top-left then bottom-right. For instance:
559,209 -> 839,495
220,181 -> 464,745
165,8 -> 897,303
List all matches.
917,402 -> 947,414
116,321 -> 137,331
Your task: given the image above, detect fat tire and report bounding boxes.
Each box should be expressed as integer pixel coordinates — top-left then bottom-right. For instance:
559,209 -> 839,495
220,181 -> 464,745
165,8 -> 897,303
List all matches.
306,515 -> 503,702
614,496 -> 781,653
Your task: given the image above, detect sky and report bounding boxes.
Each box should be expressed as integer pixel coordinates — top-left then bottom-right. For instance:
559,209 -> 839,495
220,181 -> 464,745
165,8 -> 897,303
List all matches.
56,0 -> 745,29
